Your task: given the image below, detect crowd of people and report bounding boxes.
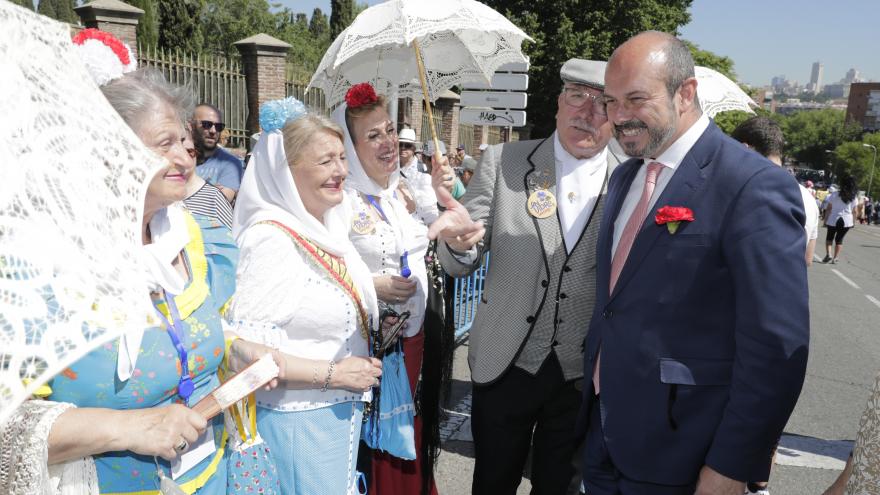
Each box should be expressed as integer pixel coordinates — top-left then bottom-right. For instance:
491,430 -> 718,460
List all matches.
4,7 -> 880,495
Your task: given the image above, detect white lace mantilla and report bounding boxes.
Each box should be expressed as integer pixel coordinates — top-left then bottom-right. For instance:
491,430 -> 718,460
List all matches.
0,2 -> 164,426
308,0 -> 533,107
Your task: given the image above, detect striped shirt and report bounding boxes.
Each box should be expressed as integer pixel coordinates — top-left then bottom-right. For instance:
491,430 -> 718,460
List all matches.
184,182 -> 233,228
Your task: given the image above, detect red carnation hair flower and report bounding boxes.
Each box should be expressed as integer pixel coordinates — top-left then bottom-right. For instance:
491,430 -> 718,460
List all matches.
72,28 -> 131,67
345,83 -> 378,109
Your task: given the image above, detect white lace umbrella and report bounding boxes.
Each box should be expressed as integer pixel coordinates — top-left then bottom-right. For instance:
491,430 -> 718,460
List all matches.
695,66 -> 757,118
307,0 -> 532,149
0,3 -> 164,426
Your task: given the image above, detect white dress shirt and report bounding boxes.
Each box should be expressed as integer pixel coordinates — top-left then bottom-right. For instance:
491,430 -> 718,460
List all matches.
612,114 -> 710,256
554,132 -> 608,253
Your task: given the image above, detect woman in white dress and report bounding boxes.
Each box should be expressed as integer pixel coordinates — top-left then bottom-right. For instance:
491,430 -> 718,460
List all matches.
228,101 -> 382,495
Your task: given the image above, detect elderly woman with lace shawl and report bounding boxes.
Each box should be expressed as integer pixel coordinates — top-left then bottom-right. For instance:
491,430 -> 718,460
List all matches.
0,30 -> 285,495
226,98 -> 384,495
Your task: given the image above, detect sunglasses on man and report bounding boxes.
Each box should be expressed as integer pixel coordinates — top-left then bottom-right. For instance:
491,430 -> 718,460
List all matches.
399,143 -> 415,150
198,120 -> 226,133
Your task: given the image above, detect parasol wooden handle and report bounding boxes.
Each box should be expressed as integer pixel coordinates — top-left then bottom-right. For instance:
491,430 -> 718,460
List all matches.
412,39 -> 443,163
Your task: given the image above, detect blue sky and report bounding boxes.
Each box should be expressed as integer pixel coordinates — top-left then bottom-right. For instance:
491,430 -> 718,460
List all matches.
284,0 -> 878,87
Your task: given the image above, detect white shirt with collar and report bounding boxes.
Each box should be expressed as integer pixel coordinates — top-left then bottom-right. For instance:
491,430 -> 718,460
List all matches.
611,113 -> 710,256
554,131 -> 608,253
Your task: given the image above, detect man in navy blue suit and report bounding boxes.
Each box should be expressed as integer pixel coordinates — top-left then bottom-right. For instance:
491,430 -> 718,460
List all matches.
582,31 -> 810,495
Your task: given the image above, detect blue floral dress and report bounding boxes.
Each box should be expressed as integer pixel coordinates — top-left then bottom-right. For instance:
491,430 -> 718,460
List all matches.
49,212 -> 238,495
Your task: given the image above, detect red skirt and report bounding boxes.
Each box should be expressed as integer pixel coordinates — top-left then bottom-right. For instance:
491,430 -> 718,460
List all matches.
369,328 -> 439,495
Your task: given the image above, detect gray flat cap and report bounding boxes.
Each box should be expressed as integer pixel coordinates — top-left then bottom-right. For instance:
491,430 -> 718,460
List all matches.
560,59 -> 606,89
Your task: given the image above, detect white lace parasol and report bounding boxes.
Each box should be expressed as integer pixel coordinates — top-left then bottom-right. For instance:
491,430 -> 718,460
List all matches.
308,0 -> 533,108
695,66 -> 757,118
0,3 -> 164,426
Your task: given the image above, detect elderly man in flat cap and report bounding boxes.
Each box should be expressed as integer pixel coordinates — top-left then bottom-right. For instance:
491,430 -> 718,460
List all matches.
429,58 -> 624,494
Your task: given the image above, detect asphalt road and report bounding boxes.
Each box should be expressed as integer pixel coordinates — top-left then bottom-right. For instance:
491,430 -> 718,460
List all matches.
435,224 -> 880,495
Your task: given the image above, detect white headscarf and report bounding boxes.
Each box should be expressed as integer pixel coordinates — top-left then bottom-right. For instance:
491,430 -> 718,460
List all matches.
330,103 -> 427,255
119,203 -> 190,382
232,128 -> 378,326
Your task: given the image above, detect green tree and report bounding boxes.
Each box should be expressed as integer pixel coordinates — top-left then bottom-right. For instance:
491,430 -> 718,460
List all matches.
830,132 -> 880,196
201,0 -> 276,57
309,7 -> 329,39
713,109 -> 776,136
125,0 -> 158,50
684,40 -> 735,80
329,0 -> 353,39
37,0 -> 75,23
158,0 -> 204,53
782,109 -> 862,171
12,0 -> 35,12
481,0 -> 693,137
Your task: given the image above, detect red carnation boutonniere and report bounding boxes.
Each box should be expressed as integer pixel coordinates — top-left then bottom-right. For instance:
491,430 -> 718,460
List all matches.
655,205 -> 694,234
345,82 -> 379,109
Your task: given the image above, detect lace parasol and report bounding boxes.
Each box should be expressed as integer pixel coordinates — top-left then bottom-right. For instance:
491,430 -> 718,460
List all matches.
307,0 -> 532,108
0,3 -> 165,426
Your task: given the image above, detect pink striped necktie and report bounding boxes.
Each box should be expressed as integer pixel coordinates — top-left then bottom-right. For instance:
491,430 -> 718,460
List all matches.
593,161 -> 663,395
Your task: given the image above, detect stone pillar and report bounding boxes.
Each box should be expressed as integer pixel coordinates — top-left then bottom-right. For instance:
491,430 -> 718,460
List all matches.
435,89 -> 460,150
234,33 -> 291,137
74,0 -> 143,58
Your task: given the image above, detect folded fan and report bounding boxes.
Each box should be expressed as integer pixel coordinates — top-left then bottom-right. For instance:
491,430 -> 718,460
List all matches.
191,354 -> 279,419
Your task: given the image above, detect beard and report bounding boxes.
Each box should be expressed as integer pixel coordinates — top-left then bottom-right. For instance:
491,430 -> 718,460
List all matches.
193,130 -> 217,152
614,119 -> 676,158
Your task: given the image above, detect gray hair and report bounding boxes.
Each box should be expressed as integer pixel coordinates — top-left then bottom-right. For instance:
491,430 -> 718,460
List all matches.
101,67 -> 195,136
283,113 -> 345,166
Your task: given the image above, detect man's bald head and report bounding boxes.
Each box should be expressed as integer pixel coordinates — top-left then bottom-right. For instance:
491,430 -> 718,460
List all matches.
603,31 -> 701,158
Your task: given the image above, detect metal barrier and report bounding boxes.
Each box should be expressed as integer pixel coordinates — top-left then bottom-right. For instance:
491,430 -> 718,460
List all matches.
452,252 -> 489,341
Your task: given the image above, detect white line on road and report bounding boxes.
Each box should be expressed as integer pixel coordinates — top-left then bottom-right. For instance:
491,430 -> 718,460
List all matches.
866,294 -> 880,309
832,268 -> 861,289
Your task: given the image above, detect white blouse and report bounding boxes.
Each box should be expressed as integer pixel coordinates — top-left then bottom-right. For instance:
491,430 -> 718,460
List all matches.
228,224 -> 370,412
345,191 -> 429,337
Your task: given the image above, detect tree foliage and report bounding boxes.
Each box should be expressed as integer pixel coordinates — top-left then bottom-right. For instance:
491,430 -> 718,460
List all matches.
329,0 -> 353,39
781,109 -> 862,171
124,0 -> 158,50
480,0 -> 693,137
158,0 -> 204,53
37,0 -> 76,23
11,0 -> 34,11
829,132 -> 880,196
684,40 -> 735,80
277,7 -> 331,82
201,0 -> 276,57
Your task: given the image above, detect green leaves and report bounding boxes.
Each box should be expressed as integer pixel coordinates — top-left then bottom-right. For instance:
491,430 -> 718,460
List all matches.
481,0 -> 693,137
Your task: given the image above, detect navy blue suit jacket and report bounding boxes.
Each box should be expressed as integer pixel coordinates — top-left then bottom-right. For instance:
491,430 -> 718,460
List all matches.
582,122 -> 810,485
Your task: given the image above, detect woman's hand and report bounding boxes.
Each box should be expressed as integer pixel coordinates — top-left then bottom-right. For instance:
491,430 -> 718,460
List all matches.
430,153 -> 455,194
329,356 -> 383,392
373,274 -> 417,304
227,338 -> 286,391
121,404 -> 208,461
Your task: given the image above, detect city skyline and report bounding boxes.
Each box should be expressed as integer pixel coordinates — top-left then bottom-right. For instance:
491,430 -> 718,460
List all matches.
285,0 -> 879,88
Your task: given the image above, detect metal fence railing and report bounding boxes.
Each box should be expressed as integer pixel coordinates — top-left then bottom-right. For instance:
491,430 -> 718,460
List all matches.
453,252 -> 490,341
138,46 -> 248,149
285,81 -> 329,117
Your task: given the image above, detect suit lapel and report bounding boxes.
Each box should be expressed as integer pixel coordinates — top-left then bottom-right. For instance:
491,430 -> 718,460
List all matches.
596,159 -> 641,301
608,126 -> 714,301
524,138 -> 562,260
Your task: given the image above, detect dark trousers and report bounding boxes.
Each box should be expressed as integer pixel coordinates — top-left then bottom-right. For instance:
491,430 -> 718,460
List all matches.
471,353 -> 582,495
583,396 -> 695,495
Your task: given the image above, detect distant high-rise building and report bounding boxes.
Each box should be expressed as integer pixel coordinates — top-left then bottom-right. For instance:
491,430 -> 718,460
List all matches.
845,68 -> 861,83
771,75 -> 787,88
810,62 -> 824,94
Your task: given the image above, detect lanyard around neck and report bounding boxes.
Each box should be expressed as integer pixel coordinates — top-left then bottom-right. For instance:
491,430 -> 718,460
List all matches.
365,194 -> 389,224
153,293 -> 194,403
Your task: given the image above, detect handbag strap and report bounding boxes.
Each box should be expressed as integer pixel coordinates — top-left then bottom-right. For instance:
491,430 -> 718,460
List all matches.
259,220 -> 370,339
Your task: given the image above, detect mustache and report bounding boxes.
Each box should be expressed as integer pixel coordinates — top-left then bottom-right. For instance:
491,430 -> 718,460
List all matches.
614,120 -> 648,133
568,119 -> 599,134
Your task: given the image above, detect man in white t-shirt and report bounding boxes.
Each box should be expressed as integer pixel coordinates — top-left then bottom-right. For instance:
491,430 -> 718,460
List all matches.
732,116 -> 819,267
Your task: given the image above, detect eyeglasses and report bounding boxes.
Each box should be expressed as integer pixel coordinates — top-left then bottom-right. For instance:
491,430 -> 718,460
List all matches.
399,143 -> 415,150
198,120 -> 226,133
561,87 -> 607,116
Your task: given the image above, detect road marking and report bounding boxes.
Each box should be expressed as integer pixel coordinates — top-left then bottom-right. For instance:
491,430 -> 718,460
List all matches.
867,294 -> 880,309
440,393 -> 472,442
775,434 -> 851,470
832,268 -> 860,289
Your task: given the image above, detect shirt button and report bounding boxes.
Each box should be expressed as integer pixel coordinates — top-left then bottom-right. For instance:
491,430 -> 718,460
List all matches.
603,310 -> 613,318
563,266 -> 572,272
541,280 -> 548,287
560,293 -> 567,299
526,315 -> 535,323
